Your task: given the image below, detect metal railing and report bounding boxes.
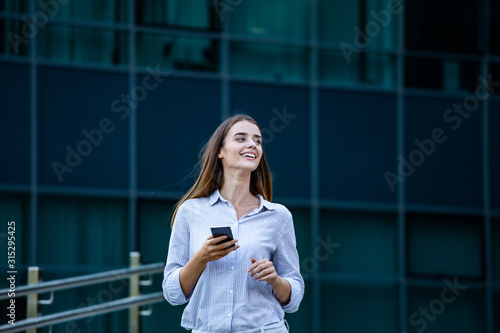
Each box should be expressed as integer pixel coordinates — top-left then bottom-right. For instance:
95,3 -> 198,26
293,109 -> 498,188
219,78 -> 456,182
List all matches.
0,252 -> 165,333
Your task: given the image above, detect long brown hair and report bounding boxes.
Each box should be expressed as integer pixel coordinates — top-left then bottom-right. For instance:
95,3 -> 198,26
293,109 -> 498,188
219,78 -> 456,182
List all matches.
170,114 -> 272,227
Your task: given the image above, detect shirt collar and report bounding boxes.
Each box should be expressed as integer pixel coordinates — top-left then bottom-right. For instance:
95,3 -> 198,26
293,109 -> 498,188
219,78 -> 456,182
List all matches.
209,189 -> 276,211
209,189 -> 223,206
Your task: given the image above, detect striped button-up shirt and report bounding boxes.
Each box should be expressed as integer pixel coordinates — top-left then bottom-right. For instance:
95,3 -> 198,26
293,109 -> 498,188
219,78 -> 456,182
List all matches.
162,189 -> 304,332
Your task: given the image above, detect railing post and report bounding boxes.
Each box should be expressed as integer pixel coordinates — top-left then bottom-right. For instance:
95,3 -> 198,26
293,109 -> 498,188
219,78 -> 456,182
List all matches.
27,267 -> 40,333
129,252 -> 140,333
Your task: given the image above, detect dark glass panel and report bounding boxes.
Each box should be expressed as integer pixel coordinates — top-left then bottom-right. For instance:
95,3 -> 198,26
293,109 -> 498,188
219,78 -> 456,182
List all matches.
38,67 -> 129,188
319,90 -> 397,203
407,214 -> 484,278
0,63 -> 30,184
230,82 -> 310,198
405,96 -> 482,208
405,0 -> 481,53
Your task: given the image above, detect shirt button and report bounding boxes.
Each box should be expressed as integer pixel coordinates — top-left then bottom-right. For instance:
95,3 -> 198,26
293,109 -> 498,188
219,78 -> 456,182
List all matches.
229,290 -> 233,294
228,313 -> 232,317
231,266 -> 234,270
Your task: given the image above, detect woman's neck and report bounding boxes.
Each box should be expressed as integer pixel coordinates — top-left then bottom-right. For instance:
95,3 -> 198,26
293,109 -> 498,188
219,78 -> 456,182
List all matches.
219,171 -> 257,207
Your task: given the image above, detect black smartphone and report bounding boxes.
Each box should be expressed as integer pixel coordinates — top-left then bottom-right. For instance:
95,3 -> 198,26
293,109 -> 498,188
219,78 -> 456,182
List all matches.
210,226 -> 235,248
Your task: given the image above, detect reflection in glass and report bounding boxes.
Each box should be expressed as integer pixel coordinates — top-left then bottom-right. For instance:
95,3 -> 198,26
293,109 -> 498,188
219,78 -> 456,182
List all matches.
318,0 -> 397,49
56,0 -> 127,23
37,25 -> 128,66
230,42 -> 309,82
137,0 -> 220,31
319,50 -> 395,88
1,19 -> 29,57
229,0 -> 310,40
137,33 -> 219,72
0,1 -> 28,13
405,57 -> 481,92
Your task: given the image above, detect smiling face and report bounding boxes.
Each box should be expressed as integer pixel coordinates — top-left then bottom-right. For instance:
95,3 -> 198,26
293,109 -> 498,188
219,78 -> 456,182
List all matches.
218,120 -> 263,173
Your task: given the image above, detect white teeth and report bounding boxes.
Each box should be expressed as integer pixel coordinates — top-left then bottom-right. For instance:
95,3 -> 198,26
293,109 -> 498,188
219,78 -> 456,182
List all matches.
243,153 -> 256,158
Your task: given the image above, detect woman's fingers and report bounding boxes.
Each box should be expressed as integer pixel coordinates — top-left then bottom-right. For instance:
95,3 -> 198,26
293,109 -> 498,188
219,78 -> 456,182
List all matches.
206,234 -> 225,244
256,270 -> 277,281
212,236 -> 238,249
248,258 -> 266,272
248,259 -> 275,278
201,235 -> 239,261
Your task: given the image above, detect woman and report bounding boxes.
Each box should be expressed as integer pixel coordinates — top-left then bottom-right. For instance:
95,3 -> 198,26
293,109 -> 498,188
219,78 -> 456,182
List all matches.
162,114 -> 304,333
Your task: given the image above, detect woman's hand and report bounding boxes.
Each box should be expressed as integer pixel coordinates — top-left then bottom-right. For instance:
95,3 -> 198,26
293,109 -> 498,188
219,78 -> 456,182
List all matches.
248,258 -> 278,284
248,258 -> 291,305
195,235 -> 239,265
179,235 -> 238,297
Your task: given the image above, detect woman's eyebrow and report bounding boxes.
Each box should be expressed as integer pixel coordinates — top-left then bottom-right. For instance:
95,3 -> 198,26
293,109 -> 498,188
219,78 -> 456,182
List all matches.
233,132 -> 262,138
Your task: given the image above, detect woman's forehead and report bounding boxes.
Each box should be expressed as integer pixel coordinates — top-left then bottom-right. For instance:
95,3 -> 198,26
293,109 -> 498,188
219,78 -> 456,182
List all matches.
228,121 -> 261,135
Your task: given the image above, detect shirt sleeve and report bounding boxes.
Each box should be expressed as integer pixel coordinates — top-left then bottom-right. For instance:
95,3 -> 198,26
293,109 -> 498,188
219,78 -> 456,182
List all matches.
273,210 -> 305,313
162,203 -> 191,306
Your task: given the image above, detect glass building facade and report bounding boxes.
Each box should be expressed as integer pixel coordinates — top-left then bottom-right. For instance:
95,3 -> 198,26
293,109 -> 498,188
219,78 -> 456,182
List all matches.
0,0 -> 499,332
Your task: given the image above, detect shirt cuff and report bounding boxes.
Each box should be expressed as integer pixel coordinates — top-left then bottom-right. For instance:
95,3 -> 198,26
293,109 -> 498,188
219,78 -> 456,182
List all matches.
164,267 -> 190,305
280,277 -> 302,313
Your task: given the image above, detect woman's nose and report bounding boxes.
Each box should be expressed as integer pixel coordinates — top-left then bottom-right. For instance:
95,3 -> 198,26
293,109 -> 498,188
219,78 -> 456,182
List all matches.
247,140 -> 256,148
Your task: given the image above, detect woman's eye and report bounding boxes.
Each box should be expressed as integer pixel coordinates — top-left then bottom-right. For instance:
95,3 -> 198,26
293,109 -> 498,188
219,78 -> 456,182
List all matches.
254,139 -> 261,145
236,137 -> 244,141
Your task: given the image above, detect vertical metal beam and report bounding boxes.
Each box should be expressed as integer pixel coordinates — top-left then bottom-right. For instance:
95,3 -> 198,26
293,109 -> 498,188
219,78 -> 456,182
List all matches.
26,267 -> 40,333
221,0 -> 230,120
309,1 -> 320,332
481,1 -> 493,332
128,0 -> 138,253
29,0 -> 38,267
129,252 -> 140,333
396,1 -> 407,332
